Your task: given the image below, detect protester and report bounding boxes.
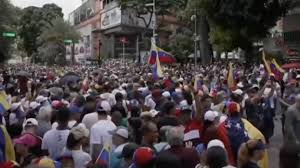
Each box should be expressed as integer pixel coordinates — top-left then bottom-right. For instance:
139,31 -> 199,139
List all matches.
161,126 -> 200,168
41,106 -> 70,159
90,103 -> 116,160
0,60 -> 297,168
238,139 -> 265,168
66,124 -> 91,168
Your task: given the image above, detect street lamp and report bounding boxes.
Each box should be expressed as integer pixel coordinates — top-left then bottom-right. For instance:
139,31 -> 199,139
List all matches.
191,14 -> 198,71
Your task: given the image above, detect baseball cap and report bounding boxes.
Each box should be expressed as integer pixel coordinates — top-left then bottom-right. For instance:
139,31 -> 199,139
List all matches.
133,147 -> 155,167
96,100 -> 111,113
227,102 -> 241,114
140,109 -> 159,118
29,101 -> 40,110
23,118 -> 38,128
232,89 -> 243,96
11,102 -> 21,111
204,110 -> 219,122
207,139 -> 225,149
36,95 -> 48,103
109,127 -> 129,139
14,133 -> 42,147
162,91 -> 171,98
119,143 -> 139,159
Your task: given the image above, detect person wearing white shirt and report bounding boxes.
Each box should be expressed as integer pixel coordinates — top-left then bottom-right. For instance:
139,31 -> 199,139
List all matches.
42,107 -> 70,160
90,103 -> 116,160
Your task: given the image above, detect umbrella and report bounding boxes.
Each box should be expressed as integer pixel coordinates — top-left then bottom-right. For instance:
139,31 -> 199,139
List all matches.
59,72 -> 81,85
282,62 -> 300,69
16,71 -> 30,77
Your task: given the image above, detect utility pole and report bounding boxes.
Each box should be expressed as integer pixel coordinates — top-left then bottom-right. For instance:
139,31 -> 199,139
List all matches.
191,14 -> 197,72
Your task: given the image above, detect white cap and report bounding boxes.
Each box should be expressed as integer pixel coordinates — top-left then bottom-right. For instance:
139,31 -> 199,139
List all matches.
30,101 -> 40,109
237,82 -> 244,88
207,139 -> 225,149
162,91 -> 171,98
232,89 -> 243,96
11,102 -> 21,111
296,75 -> 300,79
23,118 -> 38,128
140,109 -> 159,118
204,110 -> 219,122
36,96 -> 48,103
109,127 -> 129,139
101,100 -> 111,112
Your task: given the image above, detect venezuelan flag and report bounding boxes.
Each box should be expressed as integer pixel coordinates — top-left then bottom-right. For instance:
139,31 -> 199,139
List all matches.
0,91 -> 10,115
0,125 -> 15,163
242,119 -> 269,168
152,53 -> 164,80
148,41 -> 176,65
262,51 -> 272,75
227,63 -> 235,90
270,59 -> 285,81
95,144 -> 110,168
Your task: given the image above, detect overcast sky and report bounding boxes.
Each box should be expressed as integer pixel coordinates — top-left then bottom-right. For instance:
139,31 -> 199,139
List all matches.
11,0 -> 82,19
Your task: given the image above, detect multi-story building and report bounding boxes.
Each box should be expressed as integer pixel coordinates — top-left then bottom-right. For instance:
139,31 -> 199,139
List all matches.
283,0 -> 300,60
67,0 -> 181,63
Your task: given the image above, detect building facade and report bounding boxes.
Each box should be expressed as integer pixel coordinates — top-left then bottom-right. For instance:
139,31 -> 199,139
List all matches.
68,0 -> 181,63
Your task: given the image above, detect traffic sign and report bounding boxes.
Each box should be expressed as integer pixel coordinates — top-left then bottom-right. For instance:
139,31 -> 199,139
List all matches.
64,39 -> 73,44
2,32 -> 16,38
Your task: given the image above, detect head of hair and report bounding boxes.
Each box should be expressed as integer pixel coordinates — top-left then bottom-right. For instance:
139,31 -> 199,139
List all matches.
206,146 -> 228,168
166,127 -> 184,147
66,132 -> 81,150
238,139 -> 264,166
56,106 -> 70,123
161,101 -> 176,115
131,106 -> 141,117
115,92 -> 124,102
141,121 -> 157,136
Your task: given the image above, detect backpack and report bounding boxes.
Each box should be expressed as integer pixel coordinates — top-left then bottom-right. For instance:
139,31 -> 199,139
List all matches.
225,117 -> 249,159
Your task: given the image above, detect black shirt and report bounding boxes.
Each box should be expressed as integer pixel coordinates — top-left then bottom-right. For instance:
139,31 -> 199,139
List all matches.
158,116 -> 179,129
242,161 -> 260,168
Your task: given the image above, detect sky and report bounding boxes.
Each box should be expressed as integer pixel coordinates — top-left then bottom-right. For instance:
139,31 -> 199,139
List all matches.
11,0 -> 82,19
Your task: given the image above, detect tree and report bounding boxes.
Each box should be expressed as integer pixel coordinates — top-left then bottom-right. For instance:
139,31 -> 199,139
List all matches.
0,0 -> 19,62
168,28 -> 194,63
38,18 -> 81,65
19,4 -> 63,61
199,0 -> 290,62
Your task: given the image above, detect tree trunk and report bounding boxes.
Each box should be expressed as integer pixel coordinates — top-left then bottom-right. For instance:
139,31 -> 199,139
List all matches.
71,43 -> 75,65
198,15 -> 212,65
216,51 -> 221,61
225,52 -> 228,60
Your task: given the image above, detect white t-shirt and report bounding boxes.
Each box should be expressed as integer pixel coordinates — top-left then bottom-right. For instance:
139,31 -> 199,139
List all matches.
82,112 -> 111,131
72,149 -> 92,168
90,119 -> 116,147
42,129 -> 70,159
52,120 -> 77,129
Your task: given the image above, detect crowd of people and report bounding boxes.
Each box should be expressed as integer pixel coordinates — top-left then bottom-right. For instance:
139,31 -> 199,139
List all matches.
0,60 -> 299,168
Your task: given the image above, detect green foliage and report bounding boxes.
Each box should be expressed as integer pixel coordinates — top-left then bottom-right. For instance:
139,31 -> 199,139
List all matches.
38,18 -> 81,65
19,4 -> 63,59
168,28 -> 194,62
0,0 -> 20,62
202,0 -> 289,52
